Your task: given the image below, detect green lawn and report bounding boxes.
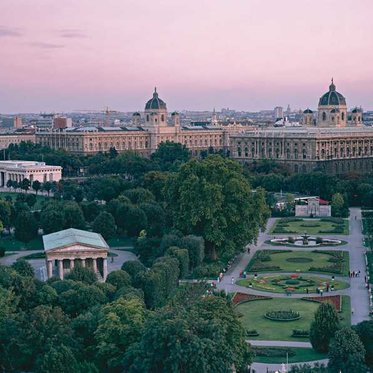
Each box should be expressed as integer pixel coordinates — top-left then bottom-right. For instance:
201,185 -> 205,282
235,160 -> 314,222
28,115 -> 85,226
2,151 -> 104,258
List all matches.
270,218 -> 349,235
247,250 -> 349,276
0,192 -> 49,210
236,274 -> 349,294
252,347 -> 327,364
0,236 -> 43,251
236,296 -> 350,341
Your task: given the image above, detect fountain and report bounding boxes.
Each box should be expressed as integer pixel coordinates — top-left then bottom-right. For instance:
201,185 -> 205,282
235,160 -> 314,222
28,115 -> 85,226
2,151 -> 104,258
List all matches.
270,234 -> 342,247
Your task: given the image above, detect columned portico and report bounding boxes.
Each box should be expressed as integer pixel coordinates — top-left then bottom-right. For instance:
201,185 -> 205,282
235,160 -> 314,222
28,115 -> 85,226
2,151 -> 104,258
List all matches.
43,228 -> 109,282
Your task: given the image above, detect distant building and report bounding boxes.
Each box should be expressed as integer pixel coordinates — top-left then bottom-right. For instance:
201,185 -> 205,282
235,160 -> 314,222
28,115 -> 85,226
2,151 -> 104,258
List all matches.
274,106 -> 283,120
0,131 -> 35,150
53,116 -> 72,129
231,80 -> 373,174
0,160 -> 62,186
295,197 -> 331,217
14,116 -> 22,129
43,228 -> 109,281
36,88 -> 245,156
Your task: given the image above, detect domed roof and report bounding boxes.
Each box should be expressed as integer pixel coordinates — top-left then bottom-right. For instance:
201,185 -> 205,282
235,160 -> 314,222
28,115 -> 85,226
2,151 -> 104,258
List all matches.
145,88 -> 167,110
330,108 -> 340,113
303,108 -> 313,114
351,107 -> 362,113
319,79 -> 346,106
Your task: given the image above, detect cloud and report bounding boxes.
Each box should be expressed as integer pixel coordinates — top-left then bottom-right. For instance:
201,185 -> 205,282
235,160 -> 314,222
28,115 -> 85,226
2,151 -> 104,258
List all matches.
58,29 -> 88,39
0,26 -> 22,37
29,42 -> 65,49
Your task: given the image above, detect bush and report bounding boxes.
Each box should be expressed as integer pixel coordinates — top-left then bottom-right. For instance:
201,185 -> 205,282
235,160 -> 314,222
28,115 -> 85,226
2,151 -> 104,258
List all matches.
292,329 -> 310,337
252,346 -> 296,358
0,247 -> 5,257
265,309 -> 300,321
246,329 -> 259,337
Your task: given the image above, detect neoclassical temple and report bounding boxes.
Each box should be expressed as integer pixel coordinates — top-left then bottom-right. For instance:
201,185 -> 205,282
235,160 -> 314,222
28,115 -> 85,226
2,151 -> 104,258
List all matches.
231,80 -> 373,174
43,228 -> 109,281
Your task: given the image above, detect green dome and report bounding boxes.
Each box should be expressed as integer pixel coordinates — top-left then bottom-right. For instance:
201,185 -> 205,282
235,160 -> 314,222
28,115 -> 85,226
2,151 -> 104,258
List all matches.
319,80 -> 346,106
145,88 -> 167,110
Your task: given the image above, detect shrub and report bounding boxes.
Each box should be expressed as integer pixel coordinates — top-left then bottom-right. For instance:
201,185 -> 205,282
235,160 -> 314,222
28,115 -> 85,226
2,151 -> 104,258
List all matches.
252,347 -> 296,358
0,247 -> 5,257
292,329 -> 310,337
246,329 -> 259,337
265,309 -> 300,321
316,237 -> 323,244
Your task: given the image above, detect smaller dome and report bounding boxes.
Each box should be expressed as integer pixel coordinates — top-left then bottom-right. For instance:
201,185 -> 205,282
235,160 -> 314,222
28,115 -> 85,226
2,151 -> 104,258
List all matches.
330,108 -> 340,113
132,112 -> 141,116
303,108 -> 313,114
351,107 -> 362,113
145,88 -> 167,110
171,111 -> 179,116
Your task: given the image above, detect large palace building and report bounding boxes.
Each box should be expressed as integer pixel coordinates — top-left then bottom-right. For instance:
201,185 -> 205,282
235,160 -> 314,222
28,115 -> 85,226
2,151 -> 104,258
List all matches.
36,88 -> 243,156
35,83 -> 373,174
231,80 -> 373,174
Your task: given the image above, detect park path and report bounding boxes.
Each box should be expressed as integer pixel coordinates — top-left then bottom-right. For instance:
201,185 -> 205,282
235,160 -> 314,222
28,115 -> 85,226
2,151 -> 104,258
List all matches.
251,359 -> 329,373
348,208 -> 370,324
248,340 -> 311,348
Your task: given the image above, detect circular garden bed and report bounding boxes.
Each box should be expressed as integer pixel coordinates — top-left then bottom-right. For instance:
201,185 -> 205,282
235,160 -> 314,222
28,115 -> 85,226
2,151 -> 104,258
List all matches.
236,274 -> 349,294
264,310 -> 300,321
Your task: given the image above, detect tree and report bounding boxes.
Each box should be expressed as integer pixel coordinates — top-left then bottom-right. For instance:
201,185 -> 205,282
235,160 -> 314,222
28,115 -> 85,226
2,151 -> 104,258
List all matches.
41,209 -> 65,234
106,270 -> 132,290
92,212 -> 116,240
310,303 -> 340,352
14,210 -> 38,243
32,180 -> 41,195
353,320 -> 373,370
181,235 -> 205,270
63,201 -> 86,229
125,207 -> 148,237
21,178 -> 31,193
166,155 -> 266,260
140,202 -> 166,236
331,193 -> 348,218
0,199 -> 11,229
65,266 -> 97,284
12,259 -> 35,277
328,327 -> 367,373
166,246 -> 189,278
122,188 -> 155,205
35,344 -> 79,373
123,295 -> 252,373
151,141 -> 191,170
43,181 -> 53,196
95,297 -> 145,371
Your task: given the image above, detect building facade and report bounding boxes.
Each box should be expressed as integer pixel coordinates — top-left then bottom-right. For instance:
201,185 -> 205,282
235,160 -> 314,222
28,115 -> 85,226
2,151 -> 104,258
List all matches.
36,89 -> 244,156
0,160 -> 62,186
43,228 -> 109,281
231,80 -> 373,174
0,132 -> 35,150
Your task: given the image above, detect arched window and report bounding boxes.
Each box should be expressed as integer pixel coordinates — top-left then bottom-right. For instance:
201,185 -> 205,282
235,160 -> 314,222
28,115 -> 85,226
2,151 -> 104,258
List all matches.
341,112 -> 345,121
146,115 -> 149,122
161,114 -> 164,122
322,112 -> 326,121
331,116 -> 334,122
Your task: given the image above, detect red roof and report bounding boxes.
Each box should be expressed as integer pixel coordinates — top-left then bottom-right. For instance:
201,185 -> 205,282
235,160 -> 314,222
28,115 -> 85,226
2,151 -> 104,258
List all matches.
318,198 -> 329,205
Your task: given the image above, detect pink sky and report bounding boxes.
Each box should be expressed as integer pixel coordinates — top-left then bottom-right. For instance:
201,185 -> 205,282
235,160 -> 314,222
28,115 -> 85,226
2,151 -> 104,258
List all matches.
0,0 -> 372,113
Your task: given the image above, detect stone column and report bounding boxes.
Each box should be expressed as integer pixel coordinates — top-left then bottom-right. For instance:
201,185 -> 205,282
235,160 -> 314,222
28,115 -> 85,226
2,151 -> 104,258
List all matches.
92,258 -> 97,273
81,259 -> 86,267
70,259 -> 75,271
47,260 -> 53,279
103,258 -> 108,281
58,259 -> 64,280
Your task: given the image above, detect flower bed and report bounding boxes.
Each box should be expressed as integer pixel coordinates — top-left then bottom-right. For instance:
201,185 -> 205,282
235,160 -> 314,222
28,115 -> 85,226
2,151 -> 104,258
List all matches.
264,309 -> 301,321
301,295 -> 342,312
232,292 -> 272,305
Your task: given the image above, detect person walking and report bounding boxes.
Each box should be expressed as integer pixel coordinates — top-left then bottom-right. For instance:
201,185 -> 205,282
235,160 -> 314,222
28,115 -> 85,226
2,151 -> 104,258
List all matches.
231,276 -> 234,285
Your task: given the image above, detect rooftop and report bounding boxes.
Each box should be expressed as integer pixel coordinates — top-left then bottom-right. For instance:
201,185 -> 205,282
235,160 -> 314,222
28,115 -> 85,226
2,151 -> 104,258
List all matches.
43,228 -> 109,252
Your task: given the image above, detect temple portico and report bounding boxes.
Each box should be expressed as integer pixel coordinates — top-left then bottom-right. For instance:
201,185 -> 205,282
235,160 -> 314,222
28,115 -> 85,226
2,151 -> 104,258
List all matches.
43,228 -> 109,281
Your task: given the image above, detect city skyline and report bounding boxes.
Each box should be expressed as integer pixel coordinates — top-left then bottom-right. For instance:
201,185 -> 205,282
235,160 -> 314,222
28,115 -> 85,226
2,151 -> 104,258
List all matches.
0,0 -> 372,113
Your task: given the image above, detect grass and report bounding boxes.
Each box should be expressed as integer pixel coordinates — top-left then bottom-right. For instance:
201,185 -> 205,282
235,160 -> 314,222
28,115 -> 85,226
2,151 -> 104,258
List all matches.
0,236 -> 43,251
236,296 -> 351,341
252,347 -> 327,364
0,192 -> 48,210
367,252 -> 373,284
236,274 -> 349,294
270,218 -> 349,235
247,250 -> 349,276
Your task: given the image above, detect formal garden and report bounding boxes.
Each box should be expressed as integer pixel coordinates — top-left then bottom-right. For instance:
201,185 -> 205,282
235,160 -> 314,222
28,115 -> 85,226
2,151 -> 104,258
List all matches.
234,295 -> 351,341
270,217 -> 349,235
236,273 -> 349,294
246,249 -> 349,275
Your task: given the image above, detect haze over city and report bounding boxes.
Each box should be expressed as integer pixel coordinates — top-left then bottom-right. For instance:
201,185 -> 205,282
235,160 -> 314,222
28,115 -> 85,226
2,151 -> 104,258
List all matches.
0,0 -> 372,113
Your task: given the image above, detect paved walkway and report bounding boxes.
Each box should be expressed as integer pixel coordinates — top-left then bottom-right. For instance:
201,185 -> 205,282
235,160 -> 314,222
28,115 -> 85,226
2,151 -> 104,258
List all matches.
248,340 -> 312,348
251,360 -> 329,373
